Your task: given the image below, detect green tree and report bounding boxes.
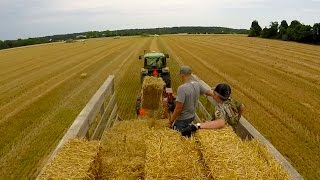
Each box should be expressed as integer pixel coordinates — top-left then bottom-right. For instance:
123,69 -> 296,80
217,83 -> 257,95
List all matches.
268,21 -> 279,38
260,22 -> 278,38
249,20 -> 262,37
286,20 -> 302,41
0,40 -> 4,49
313,23 -> 320,43
260,27 -> 269,38
297,25 -> 313,42
279,20 -> 289,40
286,20 -> 313,42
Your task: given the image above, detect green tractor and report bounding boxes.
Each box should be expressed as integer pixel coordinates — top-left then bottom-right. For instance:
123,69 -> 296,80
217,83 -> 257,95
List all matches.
139,51 -> 171,88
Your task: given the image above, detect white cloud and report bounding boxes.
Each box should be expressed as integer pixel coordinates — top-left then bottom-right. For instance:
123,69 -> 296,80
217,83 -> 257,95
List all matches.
207,0 -> 268,8
302,8 -> 320,13
1,0 -> 319,40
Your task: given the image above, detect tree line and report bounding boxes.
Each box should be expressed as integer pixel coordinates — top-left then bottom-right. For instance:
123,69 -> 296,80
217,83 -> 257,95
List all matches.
249,20 -> 320,43
0,26 -> 248,50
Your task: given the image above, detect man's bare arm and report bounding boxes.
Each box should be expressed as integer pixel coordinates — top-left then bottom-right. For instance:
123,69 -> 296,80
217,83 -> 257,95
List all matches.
198,119 -> 226,129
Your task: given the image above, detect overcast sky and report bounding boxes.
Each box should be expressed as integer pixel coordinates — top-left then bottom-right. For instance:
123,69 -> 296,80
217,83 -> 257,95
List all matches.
1,0 -> 319,40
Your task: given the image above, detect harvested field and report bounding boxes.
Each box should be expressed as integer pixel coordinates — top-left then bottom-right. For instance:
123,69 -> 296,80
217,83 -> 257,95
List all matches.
160,35 -> 320,179
1,35 -> 319,179
0,37 -> 149,178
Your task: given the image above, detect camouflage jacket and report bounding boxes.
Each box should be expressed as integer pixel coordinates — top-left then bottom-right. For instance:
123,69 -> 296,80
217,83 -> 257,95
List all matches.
212,98 -> 242,126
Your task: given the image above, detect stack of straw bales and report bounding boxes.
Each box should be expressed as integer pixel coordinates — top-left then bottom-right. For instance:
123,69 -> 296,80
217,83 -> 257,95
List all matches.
100,119 -> 208,179
39,139 -> 100,180
196,127 -> 291,180
141,76 -> 164,110
40,120 -> 292,179
145,128 -> 207,179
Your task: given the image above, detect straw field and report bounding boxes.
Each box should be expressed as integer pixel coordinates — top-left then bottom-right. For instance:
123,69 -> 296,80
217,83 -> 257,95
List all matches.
0,37 -> 150,179
1,35 -> 319,179
160,35 -> 320,179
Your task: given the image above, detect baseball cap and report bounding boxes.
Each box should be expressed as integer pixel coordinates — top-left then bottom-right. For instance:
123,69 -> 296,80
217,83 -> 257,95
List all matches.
179,66 -> 192,75
212,83 -> 231,100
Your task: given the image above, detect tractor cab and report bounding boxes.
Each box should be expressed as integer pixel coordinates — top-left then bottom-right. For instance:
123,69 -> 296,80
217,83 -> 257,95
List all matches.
142,53 -> 167,69
139,52 -> 171,87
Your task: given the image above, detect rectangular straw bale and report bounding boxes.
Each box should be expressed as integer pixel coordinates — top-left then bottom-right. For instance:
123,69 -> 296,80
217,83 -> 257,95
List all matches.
39,139 -> 100,180
145,128 -> 207,180
100,120 -> 150,179
146,118 -> 169,129
243,139 -> 291,179
141,76 -> 164,110
196,127 -> 291,180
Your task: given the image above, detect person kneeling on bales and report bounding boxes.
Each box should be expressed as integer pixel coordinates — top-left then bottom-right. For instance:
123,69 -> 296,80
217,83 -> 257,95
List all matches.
181,83 -> 245,136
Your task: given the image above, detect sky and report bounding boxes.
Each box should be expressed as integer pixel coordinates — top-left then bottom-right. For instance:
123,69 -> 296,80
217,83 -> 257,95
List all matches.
0,0 -> 319,40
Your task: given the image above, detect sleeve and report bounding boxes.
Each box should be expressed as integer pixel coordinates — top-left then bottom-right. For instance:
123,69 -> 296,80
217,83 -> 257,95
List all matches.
176,86 -> 186,103
199,83 -> 208,95
233,99 -> 243,111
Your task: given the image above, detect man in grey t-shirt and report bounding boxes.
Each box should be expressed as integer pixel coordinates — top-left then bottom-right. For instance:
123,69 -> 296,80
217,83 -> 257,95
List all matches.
169,66 -> 215,136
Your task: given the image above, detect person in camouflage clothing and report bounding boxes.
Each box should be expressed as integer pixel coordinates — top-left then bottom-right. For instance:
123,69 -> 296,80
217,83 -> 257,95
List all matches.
181,83 -> 245,136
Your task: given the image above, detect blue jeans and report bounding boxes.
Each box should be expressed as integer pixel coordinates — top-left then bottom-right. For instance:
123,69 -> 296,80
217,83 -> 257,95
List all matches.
173,118 -> 194,132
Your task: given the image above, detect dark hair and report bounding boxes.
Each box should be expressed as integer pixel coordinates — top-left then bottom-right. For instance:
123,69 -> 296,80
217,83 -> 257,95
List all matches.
213,83 -> 231,100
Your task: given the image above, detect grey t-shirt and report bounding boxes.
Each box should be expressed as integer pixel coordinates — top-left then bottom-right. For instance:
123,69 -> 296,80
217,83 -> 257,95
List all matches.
176,80 -> 207,121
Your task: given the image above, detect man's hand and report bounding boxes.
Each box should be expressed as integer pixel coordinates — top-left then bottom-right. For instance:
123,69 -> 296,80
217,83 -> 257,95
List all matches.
205,89 -> 215,97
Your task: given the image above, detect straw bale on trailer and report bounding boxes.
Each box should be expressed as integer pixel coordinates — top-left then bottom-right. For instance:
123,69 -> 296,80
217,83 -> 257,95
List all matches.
141,76 -> 164,110
100,120 -> 150,179
145,128 -> 207,180
101,119 -> 200,179
39,139 -> 100,180
196,127 -> 291,180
